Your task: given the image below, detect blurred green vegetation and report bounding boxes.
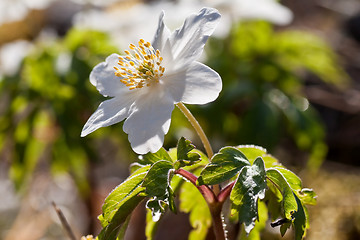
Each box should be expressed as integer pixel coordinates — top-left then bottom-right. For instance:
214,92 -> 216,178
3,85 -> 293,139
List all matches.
196,21 -> 348,171
0,20 -> 348,194
0,29 -> 130,194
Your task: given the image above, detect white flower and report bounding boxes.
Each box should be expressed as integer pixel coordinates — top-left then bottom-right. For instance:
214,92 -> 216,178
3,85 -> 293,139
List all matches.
81,7 -> 222,154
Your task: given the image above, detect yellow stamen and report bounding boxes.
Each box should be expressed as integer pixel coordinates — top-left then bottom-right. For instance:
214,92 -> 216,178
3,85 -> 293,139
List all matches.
113,39 -> 166,90
129,44 -> 136,50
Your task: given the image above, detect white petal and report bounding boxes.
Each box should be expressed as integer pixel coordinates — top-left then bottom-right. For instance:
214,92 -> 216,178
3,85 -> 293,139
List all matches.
81,96 -> 134,137
123,91 -> 174,154
168,7 -> 221,69
90,53 -> 128,97
165,61 -> 222,105
152,11 -> 171,52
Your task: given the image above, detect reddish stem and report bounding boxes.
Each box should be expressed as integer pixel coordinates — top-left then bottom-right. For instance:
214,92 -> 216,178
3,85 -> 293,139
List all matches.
174,169 -> 227,239
174,169 -> 216,203
217,181 -> 235,203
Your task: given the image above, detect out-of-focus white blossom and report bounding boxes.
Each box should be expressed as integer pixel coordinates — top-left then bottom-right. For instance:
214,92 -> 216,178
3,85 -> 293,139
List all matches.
0,0 -> 55,24
73,1 -> 203,49
200,0 -> 293,37
73,0 -> 293,49
0,40 -> 33,78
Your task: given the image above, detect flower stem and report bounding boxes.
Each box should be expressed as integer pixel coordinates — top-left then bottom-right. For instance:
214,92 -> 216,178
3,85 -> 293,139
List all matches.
174,169 -> 216,203
176,102 -> 220,194
210,206 -> 227,240
176,102 -> 214,159
174,169 -> 227,240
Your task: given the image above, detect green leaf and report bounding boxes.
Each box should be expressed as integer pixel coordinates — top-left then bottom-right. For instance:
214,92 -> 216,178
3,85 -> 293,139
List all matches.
139,148 -> 173,165
142,160 -> 174,196
145,208 -> 160,240
238,200 -> 268,240
280,221 -> 292,237
265,187 -> 282,221
236,145 -> 267,163
266,168 -> 298,220
198,147 -> 250,185
142,160 -> 175,221
293,194 -> 307,240
299,188 -> 317,205
266,168 -> 311,239
98,165 -> 150,240
146,196 -> 169,222
274,167 -> 302,191
275,167 -> 317,205
174,137 -> 201,169
179,174 -> 212,240
116,215 -> 131,240
237,145 -> 281,168
177,137 -> 196,160
230,157 -> 267,233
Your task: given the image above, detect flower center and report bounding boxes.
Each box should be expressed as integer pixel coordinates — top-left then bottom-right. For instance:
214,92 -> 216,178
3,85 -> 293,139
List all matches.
114,39 -> 165,90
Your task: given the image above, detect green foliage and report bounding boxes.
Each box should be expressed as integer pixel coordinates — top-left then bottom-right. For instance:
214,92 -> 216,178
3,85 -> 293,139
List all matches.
293,195 -> 307,240
236,145 -> 281,168
145,209 -> 159,240
266,167 -> 315,238
98,165 -> 150,240
0,28 -> 120,192
193,144 -> 315,239
143,160 -> 176,221
230,157 -> 267,233
202,21 -> 348,170
97,138 -> 215,240
198,147 -> 250,185
174,137 -> 201,169
95,138 -> 316,240
266,169 -> 298,220
238,201 -> 268,240
0,17 -> 327,240
139,148 -> 173,165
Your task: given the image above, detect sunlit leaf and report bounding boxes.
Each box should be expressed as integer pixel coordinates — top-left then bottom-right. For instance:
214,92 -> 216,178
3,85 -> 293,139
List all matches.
143,160 -> 174,196
230,157 -> 267,233
143,160 -> 175,221
237,145 -> 281,168
145,208 -> 160,240
98,165 -> 150,240
266,168 -> 297,220
139,148 -> 173,165
198,147 -> 250,185
293,194 -> 307,240
174,137 -> 201,169
274,167 -> 317,205
299,188 -> 317,205
238,201 -> 268,240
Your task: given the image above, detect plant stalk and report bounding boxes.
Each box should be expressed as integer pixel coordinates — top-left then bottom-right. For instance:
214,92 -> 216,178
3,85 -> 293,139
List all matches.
176,102 -> 214,159
210,205 -> 227,240
174,169 -> 227,240
174,169 -> 216,203
176,102 -> 220,194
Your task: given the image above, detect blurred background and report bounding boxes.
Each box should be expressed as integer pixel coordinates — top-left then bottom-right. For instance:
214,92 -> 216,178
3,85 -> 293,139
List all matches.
0,0 -> 359,239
